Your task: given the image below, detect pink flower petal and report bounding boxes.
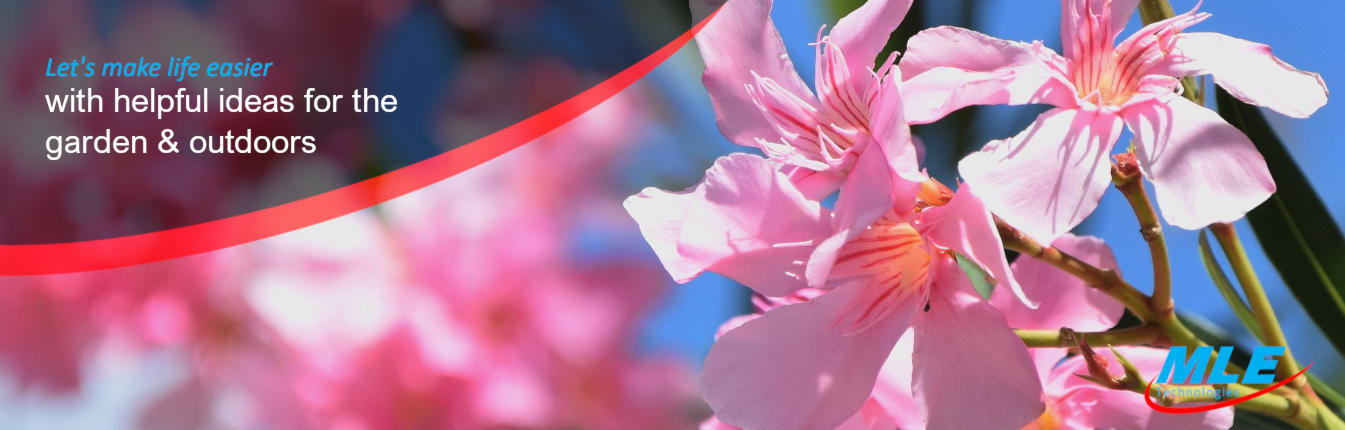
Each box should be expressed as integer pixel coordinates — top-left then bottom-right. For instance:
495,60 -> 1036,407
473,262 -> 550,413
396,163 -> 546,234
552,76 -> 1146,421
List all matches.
694,0 -> 814,147
920,185 -> 1034,308
1049,347 -> 1234,429
1122,95 -> 1276,230
624,154 -> 832,296
989,232 -> 1123,383
991,233 -> 1123,332
912,259 -> 1045,429
699,416 -> 737,430
901,26 -> 1075,123
1167,32 -> 1328,118
624,185 -> 707,283
702,332 -> 914,430
702,279 -> 920,430
902,26 -> 1051,77
868,68 -> 923,180
959,108 -> 1123,245
785,165 -> 847,201
835,398 -> 900,430
871,332 -> 924,430
1060,0 -> 1141,56
829,0 -> 912,81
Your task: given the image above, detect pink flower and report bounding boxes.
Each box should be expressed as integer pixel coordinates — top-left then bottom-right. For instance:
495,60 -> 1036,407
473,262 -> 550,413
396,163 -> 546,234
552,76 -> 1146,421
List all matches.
627,153 -> 1044,429
902,0 -> 1328,243
635,0 -> 956,300
708,234 -> 1230,429
989,234 -> 1232,429
1036,347 -> 1233,429
693,0 -> 921,201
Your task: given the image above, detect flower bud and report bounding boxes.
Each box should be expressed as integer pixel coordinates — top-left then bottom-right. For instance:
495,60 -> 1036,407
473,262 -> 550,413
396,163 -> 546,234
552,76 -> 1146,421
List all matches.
916,178 -> 954,209
1111,152 -> 1141,183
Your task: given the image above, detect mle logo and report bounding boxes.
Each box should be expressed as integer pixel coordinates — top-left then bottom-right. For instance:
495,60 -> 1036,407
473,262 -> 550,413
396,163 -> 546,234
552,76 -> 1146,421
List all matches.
1146,346 -> 1313,413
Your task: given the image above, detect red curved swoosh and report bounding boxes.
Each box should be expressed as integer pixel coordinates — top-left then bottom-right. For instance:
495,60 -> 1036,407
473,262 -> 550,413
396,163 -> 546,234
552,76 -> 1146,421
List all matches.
1145,363 -> 1313,413
0,9 -> 719,276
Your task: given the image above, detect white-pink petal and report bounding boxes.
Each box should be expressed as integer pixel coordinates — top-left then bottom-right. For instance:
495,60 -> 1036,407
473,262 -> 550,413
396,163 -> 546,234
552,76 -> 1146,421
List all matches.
912,259 -> 1045,429
901,26 -> 1076,123
1122,95 -> 1276,230
991,233 -> 1124,333
829,0 -> 912,82
1060,0 -> 1142,57
702,279 -> 919,430
867,67 -> 923,180
624,154 -> 832,296
959,108 -> 1123,245
870,332 -> 923,430
903,26 -> 1053,77
623,185 -> 709,283
694,0 -> 813,147
1167,32 -> 1328,118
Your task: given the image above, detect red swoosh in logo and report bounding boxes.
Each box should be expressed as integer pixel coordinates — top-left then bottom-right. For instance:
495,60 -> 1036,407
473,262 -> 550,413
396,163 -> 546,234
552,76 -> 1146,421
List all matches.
0,8 -> 719,276
1145,363 -> 1313,413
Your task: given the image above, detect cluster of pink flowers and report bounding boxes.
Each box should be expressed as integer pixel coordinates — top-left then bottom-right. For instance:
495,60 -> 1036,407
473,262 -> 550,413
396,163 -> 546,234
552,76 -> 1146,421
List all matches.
628,0 -> 1328,428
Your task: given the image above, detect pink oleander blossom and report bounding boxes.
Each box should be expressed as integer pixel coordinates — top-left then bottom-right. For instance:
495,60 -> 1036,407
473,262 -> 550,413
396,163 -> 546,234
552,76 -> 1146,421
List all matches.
1031,347 -> 1233,430
692,0 -> 921,201
901,0 -> 1328,244
642,0 -> 1033,300
704,234 -> 1230,429
989,234 -> 1232,429
627,153 -> 1043,429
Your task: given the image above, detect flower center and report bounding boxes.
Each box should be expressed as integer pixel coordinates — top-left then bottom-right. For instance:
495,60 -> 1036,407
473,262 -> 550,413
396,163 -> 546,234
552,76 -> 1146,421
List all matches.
828,216 -> 932,333
1068,5 -> 1210,107
1073,59 -> 1140,107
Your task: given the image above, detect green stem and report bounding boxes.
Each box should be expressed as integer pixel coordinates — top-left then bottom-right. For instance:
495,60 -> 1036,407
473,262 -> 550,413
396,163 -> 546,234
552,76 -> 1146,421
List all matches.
1210,223 -> 1309,392
997,219 -> 1218,359
1207,226 -> 1345,428
1015,325 -> 1166,348
1112,160 -> 1174,318
997,220 -> 1155,322
1320,403 -> 1345,430
1137,0 -> 1176,22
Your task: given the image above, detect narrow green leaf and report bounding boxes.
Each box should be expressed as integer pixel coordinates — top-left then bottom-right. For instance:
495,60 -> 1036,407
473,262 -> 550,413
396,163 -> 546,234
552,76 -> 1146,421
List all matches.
1309,372 -> 1345,415
956,253 -> 994,300
1232,408 -> 1299,430
1216,88 -> 1345,359
1198,230 -> 1264,343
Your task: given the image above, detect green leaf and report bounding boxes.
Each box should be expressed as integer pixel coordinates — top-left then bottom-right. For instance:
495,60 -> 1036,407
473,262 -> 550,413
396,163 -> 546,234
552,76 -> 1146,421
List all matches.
1215,87 -> 1345,360
1233,408 -> 1299,430
956,253 -> 994,300
1310,372 -> 1345,415
1197,230 -> 1264,343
